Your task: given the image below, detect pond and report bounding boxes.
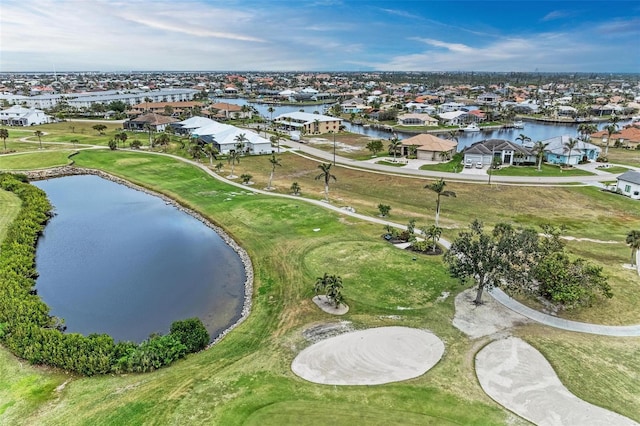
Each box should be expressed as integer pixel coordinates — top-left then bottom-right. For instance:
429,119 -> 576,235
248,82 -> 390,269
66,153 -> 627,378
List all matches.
33,175 -> 246,343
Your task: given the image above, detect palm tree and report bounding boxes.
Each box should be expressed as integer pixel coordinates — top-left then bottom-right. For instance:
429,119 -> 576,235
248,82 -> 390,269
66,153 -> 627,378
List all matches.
154,133 -> 170,152
267,154 -> 281,189
290,181 -> 301,195
117,131 -> 128,148
388,137 -> 401,160
234,133 -> 248,155
325,275 -> 344,308
267,106 -> 275,124
563,138 -> 579,166
227,149 -> 240,178
424,178 -> 456,227
604,124 -> 619,156
315,162 -> 337,202
626,230 -> 640,267
187,140 -> 203,162
0,128 -> 8,151
532,141 -> 549,171
270,132 -> 281,153
203,144 -> 219,166
423,225 -> 443,253
515,133 -> 531,146
314,273 -> 332,296
34,130 -> 43,149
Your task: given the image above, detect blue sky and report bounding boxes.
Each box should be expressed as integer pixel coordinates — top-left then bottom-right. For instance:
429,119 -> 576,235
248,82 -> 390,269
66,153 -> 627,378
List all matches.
1,0 -> 639,72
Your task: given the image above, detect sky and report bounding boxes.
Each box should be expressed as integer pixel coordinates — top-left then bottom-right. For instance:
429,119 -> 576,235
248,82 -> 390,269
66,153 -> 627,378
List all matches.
1,0 -> 639,73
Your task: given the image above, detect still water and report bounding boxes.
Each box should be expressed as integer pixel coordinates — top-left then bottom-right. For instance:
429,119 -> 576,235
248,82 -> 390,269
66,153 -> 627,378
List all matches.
33,175 -> 246,343
214,96 -> 629,150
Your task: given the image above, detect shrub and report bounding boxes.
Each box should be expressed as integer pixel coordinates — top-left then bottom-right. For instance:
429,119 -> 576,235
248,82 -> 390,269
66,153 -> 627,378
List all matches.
170,318 -> 209,353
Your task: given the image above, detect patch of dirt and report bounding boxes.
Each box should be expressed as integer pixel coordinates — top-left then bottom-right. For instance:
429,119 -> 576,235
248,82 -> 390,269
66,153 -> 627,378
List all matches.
453,288 -> 531,339
302,321 -> 353,343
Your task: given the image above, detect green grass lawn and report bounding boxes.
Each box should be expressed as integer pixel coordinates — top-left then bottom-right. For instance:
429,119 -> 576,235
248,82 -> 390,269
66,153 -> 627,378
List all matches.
597,165 -> 629,174
491,163 -> 593,177
0,150 -> 77,170
1,149 -> 639,425
420,154 -> 464,173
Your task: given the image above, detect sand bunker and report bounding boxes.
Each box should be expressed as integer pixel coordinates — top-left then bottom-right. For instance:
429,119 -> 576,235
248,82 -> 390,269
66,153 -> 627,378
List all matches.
476,337 -> 638,426
291,326 -> 444,385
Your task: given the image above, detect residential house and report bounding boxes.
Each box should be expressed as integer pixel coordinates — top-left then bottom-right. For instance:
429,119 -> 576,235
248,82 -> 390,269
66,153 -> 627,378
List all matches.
477,93 -> 500,103
176,116 -> 272,155
397,113 -> 438,127
400,134 -> 457,160
128,101 -> 203,117
123,112 -> 178,132
439,102 -> 465,113
0,105 -> 52,126
209,102 -> 251,120
591,125 -> 640,149
616,170 -> 640,200
341,98 -> 367,114
463,139 -> 535,167
274,112 -> 342,135
541,135 -> 601,165
438,111 -> 475,126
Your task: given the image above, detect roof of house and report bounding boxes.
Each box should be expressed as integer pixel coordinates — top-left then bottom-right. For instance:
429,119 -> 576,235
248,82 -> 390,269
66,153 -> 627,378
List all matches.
463,139 -> 533,156
540,135 -> 600,156
129,113 -> 178,125
210,102 -> 242,112
592,125 -> 640,143
398,113 -> 438,122
438,111 -> 468,120
274,111 -> 342,123
618,170 -> 640,185
401,134 -> 457,152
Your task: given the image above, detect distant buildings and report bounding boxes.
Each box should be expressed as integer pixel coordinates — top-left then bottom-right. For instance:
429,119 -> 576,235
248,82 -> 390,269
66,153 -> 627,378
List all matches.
0,105 -> 52,126
274,112 -> 342,134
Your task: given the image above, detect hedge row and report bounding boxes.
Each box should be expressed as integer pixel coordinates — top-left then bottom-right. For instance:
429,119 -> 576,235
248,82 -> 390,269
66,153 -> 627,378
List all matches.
0,173 -> 209,375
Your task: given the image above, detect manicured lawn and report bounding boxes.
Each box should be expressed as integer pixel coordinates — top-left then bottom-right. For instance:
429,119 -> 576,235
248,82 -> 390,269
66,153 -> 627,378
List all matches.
420,154 -> 464,173
491,163 -> 593,177
1,149 -> 638,425
0,150 -> 77,170
603,147 -> 640,168
597,165 -> 629,174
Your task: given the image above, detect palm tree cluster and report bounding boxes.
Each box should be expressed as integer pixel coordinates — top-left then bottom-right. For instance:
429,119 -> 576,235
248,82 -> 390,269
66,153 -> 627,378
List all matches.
314,273 -> 345,308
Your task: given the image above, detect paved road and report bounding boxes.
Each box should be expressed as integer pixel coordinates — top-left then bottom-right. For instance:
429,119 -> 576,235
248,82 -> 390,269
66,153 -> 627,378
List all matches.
284,139 -> 635,185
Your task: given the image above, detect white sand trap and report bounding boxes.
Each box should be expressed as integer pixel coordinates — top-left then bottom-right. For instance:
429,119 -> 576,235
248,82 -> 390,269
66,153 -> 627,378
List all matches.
291,326 -> 444,385
476,337 -> 638,426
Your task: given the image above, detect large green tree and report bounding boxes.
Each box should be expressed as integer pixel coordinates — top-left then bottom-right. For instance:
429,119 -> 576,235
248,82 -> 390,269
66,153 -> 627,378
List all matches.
444,221 -> 540,304
315,162 -> 337,202
425,178 -> 456,227
535,252 -> 612,309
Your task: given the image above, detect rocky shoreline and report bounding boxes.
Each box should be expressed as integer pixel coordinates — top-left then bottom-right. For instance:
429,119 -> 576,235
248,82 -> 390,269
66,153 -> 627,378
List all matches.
22,165 -> 254,350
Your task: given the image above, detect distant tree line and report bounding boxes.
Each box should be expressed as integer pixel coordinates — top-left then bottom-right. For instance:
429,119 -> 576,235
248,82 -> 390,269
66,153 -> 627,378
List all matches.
0,174 -> 209,375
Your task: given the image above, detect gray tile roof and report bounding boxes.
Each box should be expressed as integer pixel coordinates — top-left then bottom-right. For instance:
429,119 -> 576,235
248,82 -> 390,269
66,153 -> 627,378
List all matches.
617,170 -> 640,185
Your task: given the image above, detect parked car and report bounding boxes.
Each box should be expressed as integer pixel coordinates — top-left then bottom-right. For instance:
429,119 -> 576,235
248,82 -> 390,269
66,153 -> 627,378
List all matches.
464,159 -> 473,168
476,161 -> 483,169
